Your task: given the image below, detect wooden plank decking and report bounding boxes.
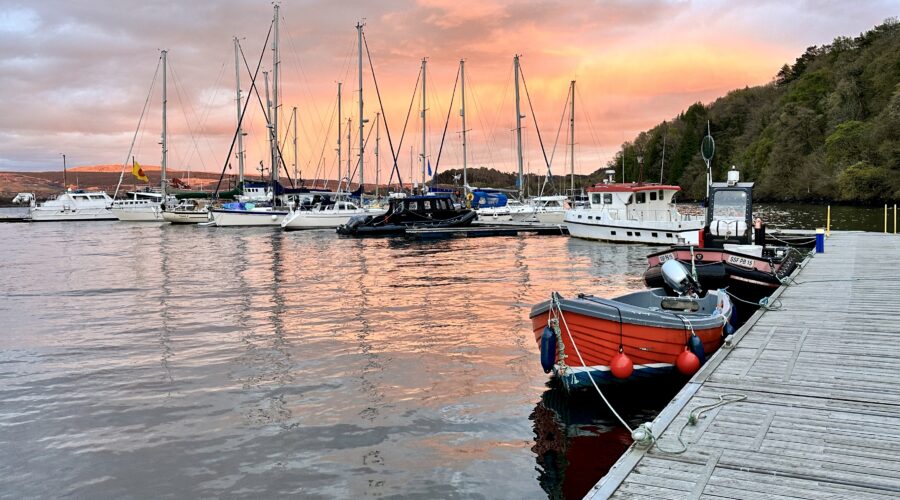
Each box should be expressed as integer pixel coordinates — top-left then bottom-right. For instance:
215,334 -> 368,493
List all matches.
590,232 -> 900,499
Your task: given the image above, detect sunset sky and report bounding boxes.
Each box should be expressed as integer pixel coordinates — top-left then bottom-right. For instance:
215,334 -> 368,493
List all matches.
0,0 -> 893,184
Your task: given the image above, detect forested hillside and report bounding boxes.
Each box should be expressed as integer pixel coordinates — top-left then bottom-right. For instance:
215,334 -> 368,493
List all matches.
594,19 -> 900,203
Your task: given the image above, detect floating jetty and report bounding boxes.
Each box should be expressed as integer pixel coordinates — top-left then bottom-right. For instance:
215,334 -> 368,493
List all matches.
405,222 -> 568,239
590,231 -> 900,499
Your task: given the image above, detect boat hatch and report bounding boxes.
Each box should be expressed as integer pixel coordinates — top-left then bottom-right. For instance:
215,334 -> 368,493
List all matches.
661,297 -> 701,312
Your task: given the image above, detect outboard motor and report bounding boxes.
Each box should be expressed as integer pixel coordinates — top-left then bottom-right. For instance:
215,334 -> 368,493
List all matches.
661,260 -> 700,296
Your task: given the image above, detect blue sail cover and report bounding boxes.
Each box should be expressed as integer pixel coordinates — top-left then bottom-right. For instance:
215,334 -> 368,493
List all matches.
472,190 -> 508,208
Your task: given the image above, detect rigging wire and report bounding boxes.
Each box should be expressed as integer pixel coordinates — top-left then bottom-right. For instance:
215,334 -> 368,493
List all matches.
114,55 -> 162,198
213,21 -> 273,196
432,64 -> 461,182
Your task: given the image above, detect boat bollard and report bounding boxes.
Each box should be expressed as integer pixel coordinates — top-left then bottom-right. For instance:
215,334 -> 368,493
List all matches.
826,205 -> 831,237
815,228 -> 825,253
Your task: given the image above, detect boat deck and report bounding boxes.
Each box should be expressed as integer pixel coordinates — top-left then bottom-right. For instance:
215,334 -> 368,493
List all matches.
405,223 -> 568,239
590,231 -> 900,499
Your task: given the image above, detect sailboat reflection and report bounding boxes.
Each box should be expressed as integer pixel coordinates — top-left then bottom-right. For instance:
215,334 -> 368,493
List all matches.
531,381 -> 682,499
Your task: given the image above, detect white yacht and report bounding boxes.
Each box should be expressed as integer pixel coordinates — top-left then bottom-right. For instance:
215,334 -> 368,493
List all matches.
281,200 -> 385,230
111,191 -> 169,221
508,195 -> 568,224
162,199 -> 210,224
30,190 -> 116,221
564,171 -> 704,245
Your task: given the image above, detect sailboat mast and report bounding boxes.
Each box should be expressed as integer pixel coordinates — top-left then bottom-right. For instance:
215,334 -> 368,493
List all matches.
421,58 -> 427,189
357,22 -> 365,192
460,59 -> 468,191
161,49 -> 168,197
292,106 -> 298,182
513,55 -> 524,199
264,71 -> 272,180
337,82 -> 342,188
347,118 -> 352,185
569,80 -> 575,193
375,111 -> 381,198
234,37 -> 244,184
271,3 -> 280,187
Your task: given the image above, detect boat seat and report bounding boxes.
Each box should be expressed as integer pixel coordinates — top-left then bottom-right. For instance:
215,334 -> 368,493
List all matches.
661,297 -> 701,312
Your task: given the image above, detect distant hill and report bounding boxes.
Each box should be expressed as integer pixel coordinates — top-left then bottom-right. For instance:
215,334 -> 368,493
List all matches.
595,19 -> 900,204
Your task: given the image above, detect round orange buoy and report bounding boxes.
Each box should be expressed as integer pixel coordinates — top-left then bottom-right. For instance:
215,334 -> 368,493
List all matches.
610,351 -> 634,379
676,348 -> 701,375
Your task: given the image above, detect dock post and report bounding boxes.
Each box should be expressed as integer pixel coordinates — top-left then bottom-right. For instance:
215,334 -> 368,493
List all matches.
826,205 -> 831,237
886,204 -> 889,234
894,204 -> 897,234
815,228 -> 825,253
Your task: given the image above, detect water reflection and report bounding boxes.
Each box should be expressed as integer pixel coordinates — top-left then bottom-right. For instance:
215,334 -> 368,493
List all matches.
531,381 -> 683,499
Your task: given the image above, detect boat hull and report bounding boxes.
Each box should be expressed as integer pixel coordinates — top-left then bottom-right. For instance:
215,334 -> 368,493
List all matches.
30,208 -> 116,221
111,206 -> 162,222
530,290 -> 727,391
281,209 -> 386,230
510,210 -> 566,224
210,209 -> 288,227
162,210 -> 209,224
565,216 -> 703,245
337,210 -> 477,236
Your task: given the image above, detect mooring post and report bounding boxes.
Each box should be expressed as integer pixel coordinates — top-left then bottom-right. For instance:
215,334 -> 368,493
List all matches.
815,228 -> 825,253
826,205 -> 831,237
885,204 -> 888,234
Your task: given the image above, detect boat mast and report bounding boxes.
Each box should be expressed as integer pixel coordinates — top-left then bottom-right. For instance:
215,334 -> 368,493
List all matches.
61,153 -> 67,190
460,59 -> 468,191
421,57 -> 427,190
514,55 -> 524,199
271,3 -> 280,189
337,82 -> 342,189
347,117 -> 352,187
292,106 -> 298,182
234,37 -> 244,184
375,111 -> 381,198
357,21 -> 365,192
569,79 -> 575,194
161,49 -> 167,198
263,70 -> 272,181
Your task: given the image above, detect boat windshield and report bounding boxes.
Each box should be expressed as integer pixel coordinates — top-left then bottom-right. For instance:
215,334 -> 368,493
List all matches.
712,191 -> 748,219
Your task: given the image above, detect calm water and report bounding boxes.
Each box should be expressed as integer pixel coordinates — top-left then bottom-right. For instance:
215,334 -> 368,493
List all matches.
0,222 -> 663,499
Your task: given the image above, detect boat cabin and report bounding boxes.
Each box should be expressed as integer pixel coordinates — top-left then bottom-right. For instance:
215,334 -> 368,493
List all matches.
389,195 -> 457,214
705,168 -> 754,248
585,183 -> 683,220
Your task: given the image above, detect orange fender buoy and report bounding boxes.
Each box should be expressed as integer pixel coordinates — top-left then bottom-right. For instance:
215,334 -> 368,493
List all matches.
610,351 -> 634,379
676,348 -> 701,375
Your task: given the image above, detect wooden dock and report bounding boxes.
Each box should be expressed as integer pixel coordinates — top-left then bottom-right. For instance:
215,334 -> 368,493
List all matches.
405,223 -> 568,239
591,231 -> 900,499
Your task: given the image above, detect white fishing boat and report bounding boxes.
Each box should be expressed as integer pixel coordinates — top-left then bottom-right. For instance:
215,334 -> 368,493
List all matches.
564,170 -> 704,245
281,200 -> 385,230
509,196 -> 568,224
111,191 -> 168,221
162,199 -> 210,224
30,190 -> 116,221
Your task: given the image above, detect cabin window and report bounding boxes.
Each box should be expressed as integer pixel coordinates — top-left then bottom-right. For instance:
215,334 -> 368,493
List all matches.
577,214 -> 582,219
666,233 -> 673,238
635,192 -> 646,204
587,216 -> 593,220
591,193 -> 603,205
424,200 -> 432,210
658,190 -> 664,200
627,231 -> 633,236
712,191 -> 747,219
610,231 -> 616,235
603,194 -> 612,204
635,232 -> 641,236
408,201 -> 419,211
649,191 -> 657,201
652,232 -> 658,238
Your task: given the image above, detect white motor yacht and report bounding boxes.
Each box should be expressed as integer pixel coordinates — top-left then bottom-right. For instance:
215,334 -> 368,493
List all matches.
508,196 -> 568,224
111,190 -> 170,222
281,200 -> 385,230
564,171 -> 704,245
30,190 -> 116,221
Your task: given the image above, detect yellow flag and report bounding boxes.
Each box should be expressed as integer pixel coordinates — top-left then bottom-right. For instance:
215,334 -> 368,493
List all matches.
132,161 -> 149,182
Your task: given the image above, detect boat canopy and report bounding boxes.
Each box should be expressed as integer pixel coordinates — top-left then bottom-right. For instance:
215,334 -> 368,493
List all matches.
472,190 -> 508,208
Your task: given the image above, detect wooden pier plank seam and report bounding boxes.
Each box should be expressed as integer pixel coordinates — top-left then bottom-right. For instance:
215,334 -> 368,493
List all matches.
590,232 -> 900,499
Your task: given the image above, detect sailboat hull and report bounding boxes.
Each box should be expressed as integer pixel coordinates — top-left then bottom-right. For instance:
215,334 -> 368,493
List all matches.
112,206 -> 163,222
211,209 -> 288,227
162,210 -> 210,224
